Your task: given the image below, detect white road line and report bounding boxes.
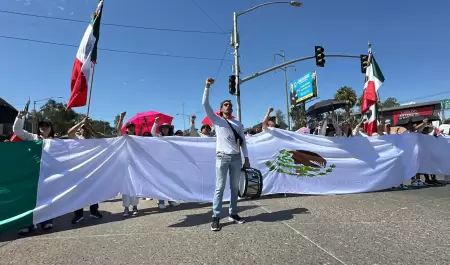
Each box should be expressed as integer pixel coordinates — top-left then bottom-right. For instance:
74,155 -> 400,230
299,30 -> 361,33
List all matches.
251,201 -> 348,265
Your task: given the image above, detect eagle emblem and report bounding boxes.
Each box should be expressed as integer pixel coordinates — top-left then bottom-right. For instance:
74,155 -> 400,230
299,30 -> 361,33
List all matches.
265,149 -> 335,177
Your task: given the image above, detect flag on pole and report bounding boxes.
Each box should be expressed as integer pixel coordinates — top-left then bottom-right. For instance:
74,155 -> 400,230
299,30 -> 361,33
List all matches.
361,46 -> 385,136
9,98 -> 30,142
67,0 -> 103,109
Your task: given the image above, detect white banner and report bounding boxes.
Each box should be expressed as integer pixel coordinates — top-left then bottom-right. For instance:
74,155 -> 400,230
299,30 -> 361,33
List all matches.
35,130 -> 450,223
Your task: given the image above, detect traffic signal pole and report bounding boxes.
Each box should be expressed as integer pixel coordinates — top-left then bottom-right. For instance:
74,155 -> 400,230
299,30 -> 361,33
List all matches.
232,12 -> 242,122
240,54 -> 360,84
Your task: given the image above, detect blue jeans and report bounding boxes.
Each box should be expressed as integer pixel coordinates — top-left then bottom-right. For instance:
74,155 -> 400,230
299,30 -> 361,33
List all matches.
212,153 -> 242,218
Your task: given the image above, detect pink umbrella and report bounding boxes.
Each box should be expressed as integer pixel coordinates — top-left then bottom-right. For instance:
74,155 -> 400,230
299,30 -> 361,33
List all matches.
121,111 -> 173,135
201,111 -> 235,127
296,127 -> 310,134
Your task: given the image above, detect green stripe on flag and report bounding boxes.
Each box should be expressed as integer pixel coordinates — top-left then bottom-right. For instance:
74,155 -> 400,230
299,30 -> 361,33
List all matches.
0,141 -> 43,233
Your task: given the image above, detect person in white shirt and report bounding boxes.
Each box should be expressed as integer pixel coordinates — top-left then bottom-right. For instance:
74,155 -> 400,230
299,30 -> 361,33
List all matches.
151,117 -> 181,209
116,112 -> 140,217
202,78 -> 250,231
189,115 -> 213,137
13,111 -> 55,235
67,118 -> 103,224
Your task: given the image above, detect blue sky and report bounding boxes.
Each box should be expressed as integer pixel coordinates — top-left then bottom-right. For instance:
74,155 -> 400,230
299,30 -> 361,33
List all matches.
1,0 -> 449,130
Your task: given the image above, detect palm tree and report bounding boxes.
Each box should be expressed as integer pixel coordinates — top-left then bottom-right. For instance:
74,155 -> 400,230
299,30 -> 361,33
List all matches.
334,86 -> 357,119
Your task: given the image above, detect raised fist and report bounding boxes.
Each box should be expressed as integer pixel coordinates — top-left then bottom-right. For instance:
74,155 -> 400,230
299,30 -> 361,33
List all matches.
206,78 -> 215,86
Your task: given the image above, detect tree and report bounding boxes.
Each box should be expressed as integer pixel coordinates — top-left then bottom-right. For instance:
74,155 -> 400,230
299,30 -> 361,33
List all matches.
334,86 -> 357,119
290,105 -> 307,131
382,97 -> 400,108
274,109 -> 287,129
33,99 -> 114,136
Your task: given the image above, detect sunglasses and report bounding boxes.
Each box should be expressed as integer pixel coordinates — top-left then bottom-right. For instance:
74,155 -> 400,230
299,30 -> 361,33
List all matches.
223,102 -> 233,107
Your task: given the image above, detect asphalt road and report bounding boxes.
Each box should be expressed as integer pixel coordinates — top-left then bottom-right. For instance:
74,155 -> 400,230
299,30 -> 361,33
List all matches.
1,185 -> 450,265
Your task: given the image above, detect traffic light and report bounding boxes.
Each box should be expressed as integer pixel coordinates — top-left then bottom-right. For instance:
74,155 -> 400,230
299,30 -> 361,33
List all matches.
229,75 -> 237,95
314,46 -> 325,67
360,54 -> 369,74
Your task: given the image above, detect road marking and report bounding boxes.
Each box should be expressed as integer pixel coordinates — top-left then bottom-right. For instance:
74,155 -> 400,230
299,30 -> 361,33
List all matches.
251,201 -> 348,265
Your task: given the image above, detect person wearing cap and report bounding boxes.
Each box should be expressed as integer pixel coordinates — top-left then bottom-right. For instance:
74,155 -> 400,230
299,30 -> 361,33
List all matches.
262,107 -> 277,131
67,117 -> 103,224
189,115 -> 213,137
116,112 -> 141,217
13,111 -> 55,235
151,117 -> 181,209
203,78 -> 250,232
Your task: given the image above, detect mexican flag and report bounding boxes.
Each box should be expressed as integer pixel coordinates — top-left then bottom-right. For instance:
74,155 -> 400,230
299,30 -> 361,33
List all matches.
67,0 -> 103,109
9,98 -> 30,142
361,52 -> 385,136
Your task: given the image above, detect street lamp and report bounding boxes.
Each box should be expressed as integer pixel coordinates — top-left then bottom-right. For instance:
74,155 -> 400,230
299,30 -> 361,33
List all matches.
232,1 -> 302,121
33,96 -> 63,113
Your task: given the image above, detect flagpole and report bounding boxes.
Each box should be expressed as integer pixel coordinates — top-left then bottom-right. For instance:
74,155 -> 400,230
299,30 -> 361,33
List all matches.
368,42 -> 383,121
86,63 -> 96,118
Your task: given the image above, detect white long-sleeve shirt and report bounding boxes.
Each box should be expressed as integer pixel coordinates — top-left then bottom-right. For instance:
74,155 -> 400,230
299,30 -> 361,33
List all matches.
189,122 -> 212,137
202,87 -> 248,157
13,117 -> 40,140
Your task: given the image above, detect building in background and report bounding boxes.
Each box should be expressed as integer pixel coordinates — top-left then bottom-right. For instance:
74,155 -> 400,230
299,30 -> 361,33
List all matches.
352,100 -> 446,125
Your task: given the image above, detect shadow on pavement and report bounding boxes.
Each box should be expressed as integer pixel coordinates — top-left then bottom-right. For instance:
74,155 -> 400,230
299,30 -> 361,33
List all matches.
0,202 -> 212,243
169,206 -> 309,228
245,207 -> 309,223
169,205 -> 258,228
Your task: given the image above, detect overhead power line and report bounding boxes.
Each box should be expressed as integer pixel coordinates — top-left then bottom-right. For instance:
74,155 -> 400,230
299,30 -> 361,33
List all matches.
0,10 -> 227,35
190,0 -> 226,33
0,35 -> 232,61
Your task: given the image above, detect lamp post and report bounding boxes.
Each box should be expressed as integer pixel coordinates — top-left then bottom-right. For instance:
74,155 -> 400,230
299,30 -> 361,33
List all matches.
32,96 -> 63,133
232,1 -> 302,121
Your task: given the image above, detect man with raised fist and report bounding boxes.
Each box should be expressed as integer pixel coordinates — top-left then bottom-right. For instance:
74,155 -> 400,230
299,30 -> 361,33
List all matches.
202,77 -> 250,232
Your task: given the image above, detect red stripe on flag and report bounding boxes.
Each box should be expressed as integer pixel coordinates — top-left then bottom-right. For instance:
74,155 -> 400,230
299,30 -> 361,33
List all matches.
9,134 -> 23,142
67,59 -> 88,109
363,120 -> 377,136
361,81 -> 377,114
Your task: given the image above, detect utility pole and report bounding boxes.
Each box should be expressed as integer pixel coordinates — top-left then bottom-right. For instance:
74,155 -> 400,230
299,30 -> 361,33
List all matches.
232,12 -> 242,121
274,50 -> 293,130
182,103 -> 186,132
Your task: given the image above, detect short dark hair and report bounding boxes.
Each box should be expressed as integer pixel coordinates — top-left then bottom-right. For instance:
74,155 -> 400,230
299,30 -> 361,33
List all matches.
201,124 -> 211,131
219,100 -> 232,116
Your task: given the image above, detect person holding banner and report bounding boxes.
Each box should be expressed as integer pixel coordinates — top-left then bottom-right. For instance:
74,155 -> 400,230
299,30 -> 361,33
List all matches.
116,112 -> 140,217
202,77 -> 250,232
13,111 -> 55,234
68,117 -> 103,224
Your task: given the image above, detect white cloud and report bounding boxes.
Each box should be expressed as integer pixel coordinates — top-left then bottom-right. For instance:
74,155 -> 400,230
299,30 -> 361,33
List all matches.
70,11 -> 74,16
24,0 -> 31,6
57,6 -> 64,11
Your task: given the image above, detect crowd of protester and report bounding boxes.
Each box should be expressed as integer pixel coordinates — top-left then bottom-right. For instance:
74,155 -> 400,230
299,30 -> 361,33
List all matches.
6,91 -> 448,234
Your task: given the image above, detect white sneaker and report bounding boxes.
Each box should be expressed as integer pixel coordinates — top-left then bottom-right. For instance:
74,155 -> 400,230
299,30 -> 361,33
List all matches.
169,201 -> 180,207
42,223 -> 53,230
158,203 -> 166,209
